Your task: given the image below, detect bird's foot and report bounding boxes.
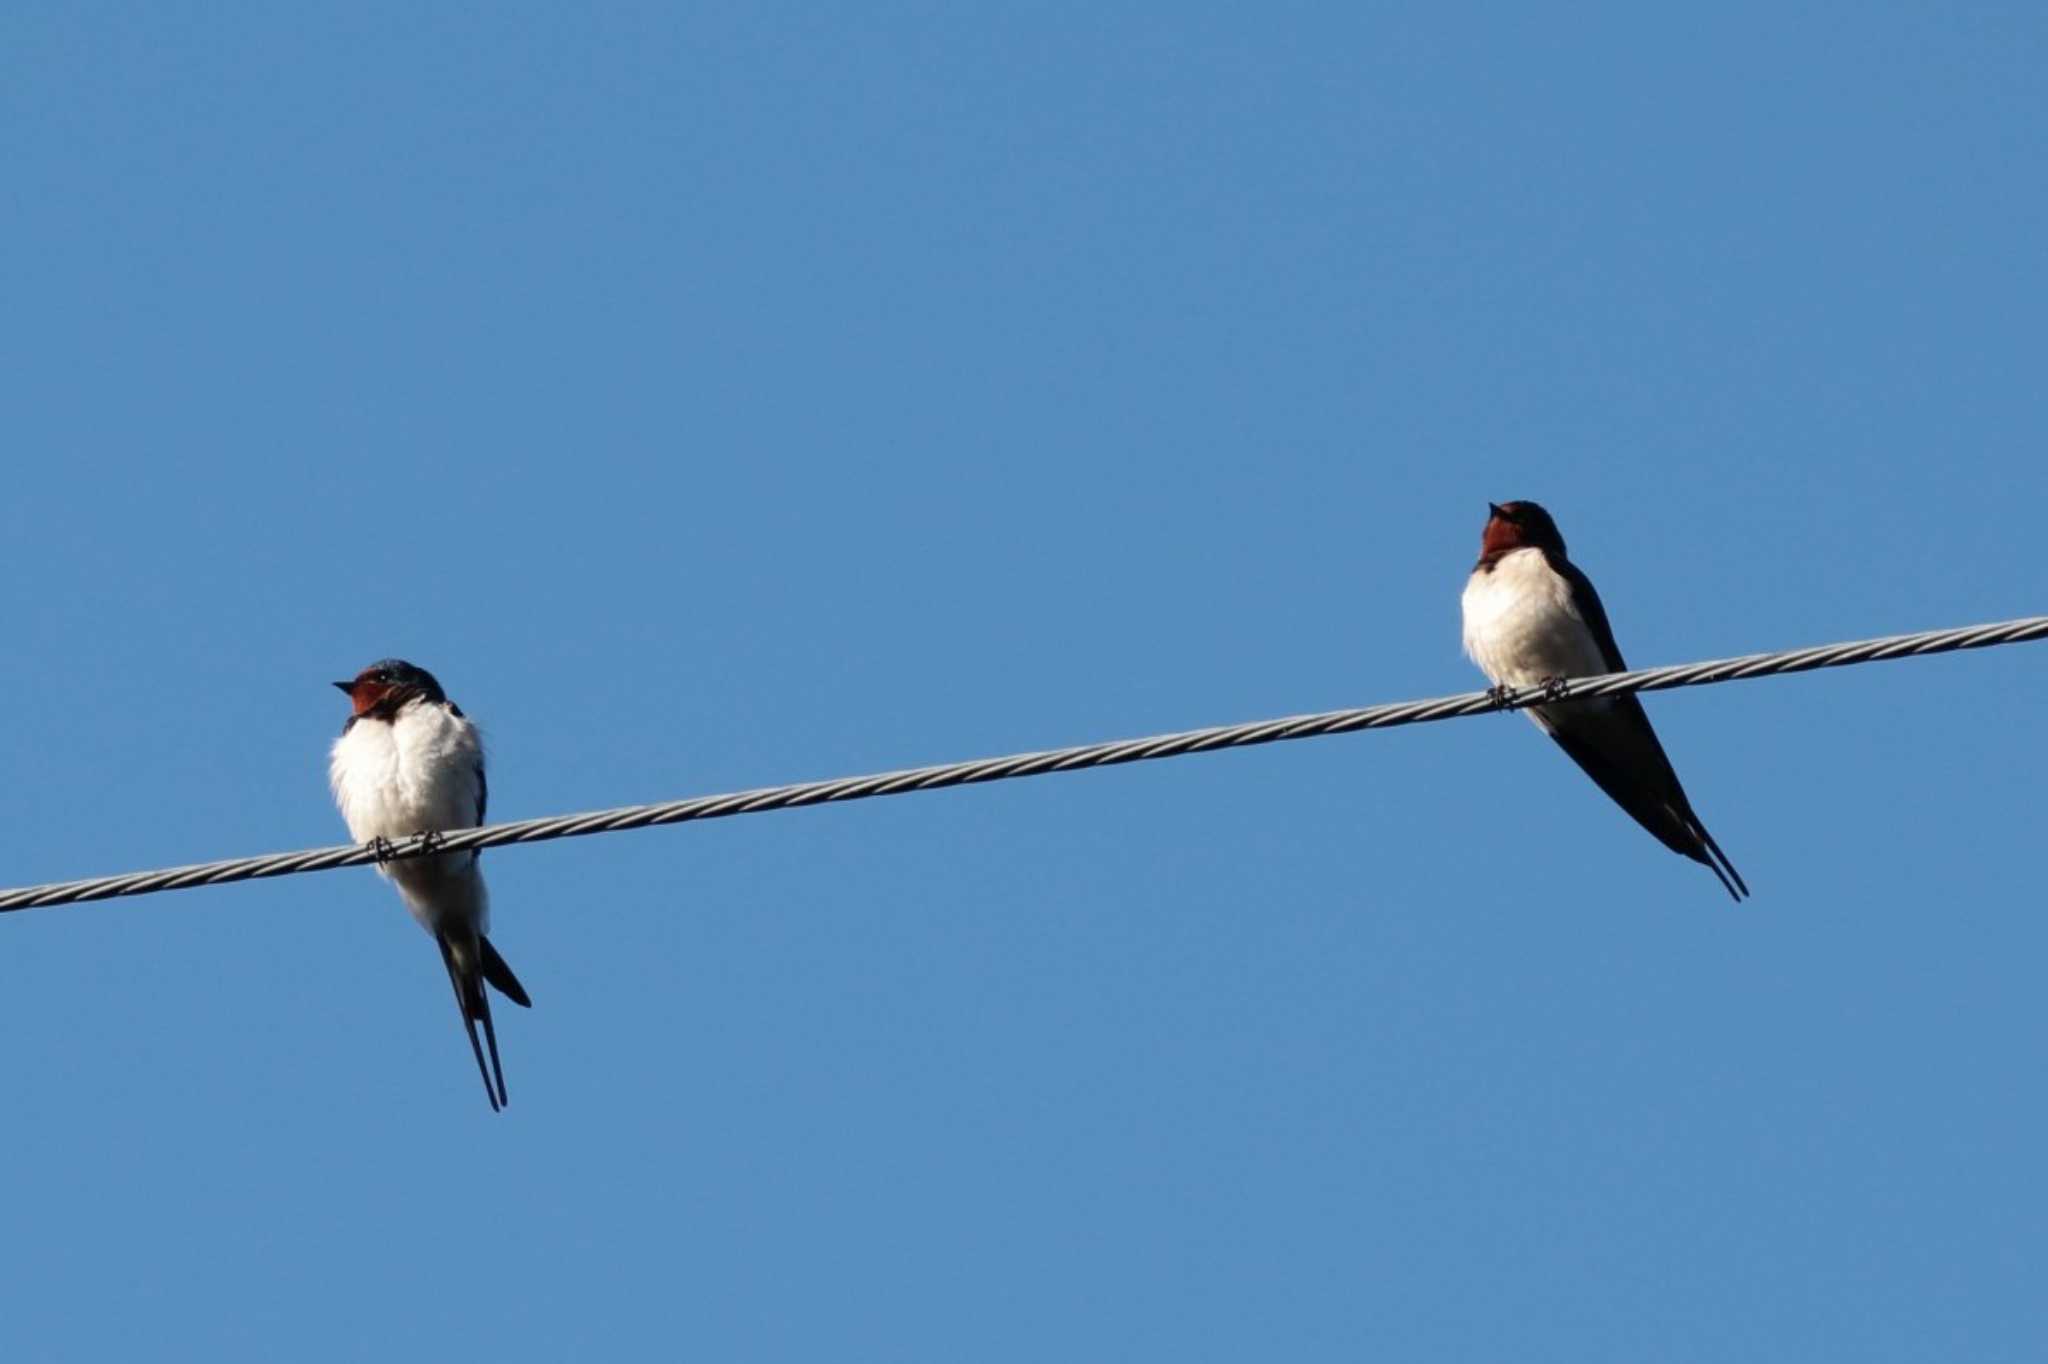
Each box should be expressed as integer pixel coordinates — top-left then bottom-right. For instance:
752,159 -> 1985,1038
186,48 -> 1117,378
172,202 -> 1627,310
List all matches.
412,829 -> 444,856
367,835 -> 397,864
1540,676 -> 1570,703
1485,683 -> 1515,710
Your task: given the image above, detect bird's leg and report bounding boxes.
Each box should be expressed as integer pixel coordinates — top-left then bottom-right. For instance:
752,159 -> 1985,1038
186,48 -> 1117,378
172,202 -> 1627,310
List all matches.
1540,675 -> 1570,703
1485,683 -> 1515,710
367,835 -> 397,864
413,829 -> 444,856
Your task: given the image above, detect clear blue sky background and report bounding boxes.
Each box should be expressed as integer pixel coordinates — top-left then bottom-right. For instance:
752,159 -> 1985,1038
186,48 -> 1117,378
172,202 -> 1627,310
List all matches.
6,4 -> 2044,1359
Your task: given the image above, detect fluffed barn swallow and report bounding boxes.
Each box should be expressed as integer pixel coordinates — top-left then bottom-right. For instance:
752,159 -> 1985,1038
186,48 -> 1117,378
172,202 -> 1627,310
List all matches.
329,659 -> 531,1109
1460,501 -> 1748,901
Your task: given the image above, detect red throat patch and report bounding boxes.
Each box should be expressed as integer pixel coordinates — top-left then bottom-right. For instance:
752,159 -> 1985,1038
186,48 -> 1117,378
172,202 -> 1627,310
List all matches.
1480,513 -> 1529,559
348,681 -> 391,717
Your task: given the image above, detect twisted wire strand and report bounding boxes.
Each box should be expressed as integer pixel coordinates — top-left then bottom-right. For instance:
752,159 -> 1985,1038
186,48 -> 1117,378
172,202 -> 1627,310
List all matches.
2,613 -> 2042,913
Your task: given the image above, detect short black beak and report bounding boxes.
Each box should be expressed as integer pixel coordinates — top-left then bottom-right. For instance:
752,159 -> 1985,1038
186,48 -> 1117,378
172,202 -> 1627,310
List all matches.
1487,502 -> 1504,518
332,680 -> 355,694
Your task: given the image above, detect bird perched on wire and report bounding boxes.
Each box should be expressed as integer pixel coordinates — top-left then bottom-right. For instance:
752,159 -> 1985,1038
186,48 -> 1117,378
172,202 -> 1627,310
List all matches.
329,659 -> 531,1109
1460,501 -> 1748,901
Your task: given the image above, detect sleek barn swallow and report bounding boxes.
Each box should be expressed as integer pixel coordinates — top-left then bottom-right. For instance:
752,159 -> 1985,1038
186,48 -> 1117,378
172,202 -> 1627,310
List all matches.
1460,501 -> 1748,901
329,659 -> 531,1109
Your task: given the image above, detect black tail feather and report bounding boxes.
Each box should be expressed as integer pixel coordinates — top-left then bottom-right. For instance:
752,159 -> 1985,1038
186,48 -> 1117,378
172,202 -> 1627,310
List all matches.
480,936 -> 531,1008
1542,701 -> 1750,904
475,987 -> 508,1109
437,934 -> 507,1112
1692,821 -> 1749,903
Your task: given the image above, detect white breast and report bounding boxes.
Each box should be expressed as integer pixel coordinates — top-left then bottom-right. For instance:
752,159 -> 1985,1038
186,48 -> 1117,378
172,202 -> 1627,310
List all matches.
1460,547 -> 1610,689
330,700 -> 489,934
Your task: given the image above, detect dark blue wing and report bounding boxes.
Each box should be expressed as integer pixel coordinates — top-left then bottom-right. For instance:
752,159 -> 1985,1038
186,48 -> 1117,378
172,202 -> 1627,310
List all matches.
1549,551 -> 1629,673
472,761 -> 488,865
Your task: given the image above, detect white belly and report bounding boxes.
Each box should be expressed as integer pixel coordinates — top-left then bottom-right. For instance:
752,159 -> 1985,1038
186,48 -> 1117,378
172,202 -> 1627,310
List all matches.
1460,548 -> 1610,688
329,702 -> 489,934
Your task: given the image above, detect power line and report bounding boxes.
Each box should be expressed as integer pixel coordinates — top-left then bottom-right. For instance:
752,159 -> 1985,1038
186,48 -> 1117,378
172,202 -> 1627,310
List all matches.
3,613 -> 2042,913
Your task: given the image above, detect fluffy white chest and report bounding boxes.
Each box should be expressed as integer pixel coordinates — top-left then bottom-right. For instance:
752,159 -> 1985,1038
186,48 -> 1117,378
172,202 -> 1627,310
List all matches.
1460,547 -> 1609,688
329,701 -> 490,933
330,701 -> 484,841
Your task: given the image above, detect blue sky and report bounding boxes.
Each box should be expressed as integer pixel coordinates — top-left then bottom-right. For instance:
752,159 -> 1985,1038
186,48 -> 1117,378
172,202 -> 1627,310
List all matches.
5,3 -> 2045,1359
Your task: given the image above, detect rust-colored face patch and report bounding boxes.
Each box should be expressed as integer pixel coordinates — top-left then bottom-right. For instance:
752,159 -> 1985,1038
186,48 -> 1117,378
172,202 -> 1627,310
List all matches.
1480,509 -> 1528,558
1478,500 -> 1563,562
347,679 -> 393,717
334,659 -> 447,724
336,669 -> 396,717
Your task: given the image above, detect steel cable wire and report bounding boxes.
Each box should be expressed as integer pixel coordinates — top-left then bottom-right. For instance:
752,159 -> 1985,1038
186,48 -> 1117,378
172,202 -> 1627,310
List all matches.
1,613 -> 2041,912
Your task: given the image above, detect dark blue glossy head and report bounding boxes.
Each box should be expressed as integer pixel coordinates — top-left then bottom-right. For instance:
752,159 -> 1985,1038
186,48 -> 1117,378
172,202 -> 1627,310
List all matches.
332,658 -> 448,718
1481,500 -> 1567,559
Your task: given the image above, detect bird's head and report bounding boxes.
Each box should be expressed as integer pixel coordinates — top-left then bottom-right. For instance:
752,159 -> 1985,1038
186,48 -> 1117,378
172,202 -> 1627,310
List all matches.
1481,500 -> 1566,558
332,659 -> 447,718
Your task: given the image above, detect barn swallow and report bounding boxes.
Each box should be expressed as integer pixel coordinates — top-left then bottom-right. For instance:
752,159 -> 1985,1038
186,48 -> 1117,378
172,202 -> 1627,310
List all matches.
328,659 -> 531,1109
1460,501 -> 1748,901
